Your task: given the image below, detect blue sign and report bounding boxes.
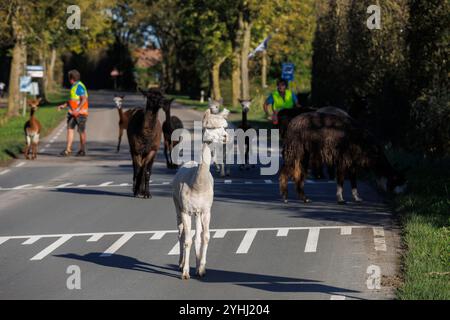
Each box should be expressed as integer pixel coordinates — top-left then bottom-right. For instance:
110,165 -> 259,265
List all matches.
281,63 -> 295,81
19,76 -> 32,93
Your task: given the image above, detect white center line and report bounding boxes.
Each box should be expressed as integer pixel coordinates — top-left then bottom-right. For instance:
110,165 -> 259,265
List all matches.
119,183 -> 130,186
40,148 -> 46,153
168,241 -> 180,255
150,231 -> 166,240
373,227 -> 384,237
264,180 -> 273,184
76,184 -> 87,187
213,229 -> 227,238
100,232 -> 135,257
13,184 -> 32,190
304,227 -> 320,253
55,183 -> 73,188
87,234 -> 103,242
224,180 -> 232,184
45,144 -> 51,148
276,228 -> 289,237
236,229 -> 258,254
30,235 -> 72,261
340,227 -> 352,235
99,181 -> 114,187
0,237 -> 9,245
330,295 -> 346,300
0,169 -> 11,175
15,162 -> 26,168
22,236 -> 41,245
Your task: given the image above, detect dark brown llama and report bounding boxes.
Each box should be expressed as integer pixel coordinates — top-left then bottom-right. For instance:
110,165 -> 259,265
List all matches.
23,98 -> 42,160
280,112 -> 406,204
127,88 -> 164,198
162,98 -> 184,169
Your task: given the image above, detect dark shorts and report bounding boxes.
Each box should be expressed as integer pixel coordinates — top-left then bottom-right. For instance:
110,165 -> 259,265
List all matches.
67,114 -> 87,133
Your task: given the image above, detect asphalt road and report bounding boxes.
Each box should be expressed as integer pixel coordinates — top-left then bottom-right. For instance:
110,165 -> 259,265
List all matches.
0,90 -> 401,300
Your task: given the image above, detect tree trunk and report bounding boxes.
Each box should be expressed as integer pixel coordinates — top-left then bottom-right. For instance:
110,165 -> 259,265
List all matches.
240,19 -> 252,100
210,58 -> 225,100
231,48 -> 241,107
46,47 -> 57,94
7,35 -> 26,117
261,50 -> 268,88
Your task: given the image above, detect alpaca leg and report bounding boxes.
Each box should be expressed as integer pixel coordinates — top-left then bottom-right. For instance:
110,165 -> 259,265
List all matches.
350,169 -> 363,202
279,165 -> 289,203
294,160 -> 310,203
32,143 -> 38,160
144,151 -> 156,198
336,165 -> 346,204
117,128 -> 123,152
198,210 -> 211,277
176,210 -> 185,269
194,215 -> 203,273
181,213 -> 192,280
164,140 -> 170,168
24,136 -> 31,160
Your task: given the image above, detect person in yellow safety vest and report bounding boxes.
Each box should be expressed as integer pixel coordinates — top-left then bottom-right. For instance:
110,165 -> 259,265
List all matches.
263,79 -> 300,125
56,69 -> 89,156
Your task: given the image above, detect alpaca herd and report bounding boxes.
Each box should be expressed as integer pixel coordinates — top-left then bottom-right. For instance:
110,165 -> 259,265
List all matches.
17,89 -> 406,280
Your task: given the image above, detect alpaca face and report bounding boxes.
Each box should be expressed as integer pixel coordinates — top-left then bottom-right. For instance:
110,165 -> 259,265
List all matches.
162,98 -> 175,113
113,96 -> 123,108
239,99 -> 252,113
28,98 -> 41,111
208,98 -> 223,114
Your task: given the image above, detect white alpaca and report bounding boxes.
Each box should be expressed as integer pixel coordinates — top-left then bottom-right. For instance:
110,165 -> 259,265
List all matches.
202,101 -> 230,177
172,124 -> 228,280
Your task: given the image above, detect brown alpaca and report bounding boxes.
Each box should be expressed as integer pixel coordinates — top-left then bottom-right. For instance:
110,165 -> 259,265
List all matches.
23,98 -> 42,160
127,88 -> 164,198
162,98 -> 183,169
280,112 -> 406,204
113,95 -> 138,152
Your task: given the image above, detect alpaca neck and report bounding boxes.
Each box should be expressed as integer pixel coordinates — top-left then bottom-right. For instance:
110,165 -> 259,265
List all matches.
242,110 -> 248,127
192,143 -> 212,191
144,107 -> 159,127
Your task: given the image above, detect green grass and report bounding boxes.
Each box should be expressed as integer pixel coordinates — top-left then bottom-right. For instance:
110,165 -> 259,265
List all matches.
0,89 -> 68,163
393,158 -> 450,299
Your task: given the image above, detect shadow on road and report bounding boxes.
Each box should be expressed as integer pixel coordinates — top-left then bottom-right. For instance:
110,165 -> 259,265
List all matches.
54,252 -> 360,296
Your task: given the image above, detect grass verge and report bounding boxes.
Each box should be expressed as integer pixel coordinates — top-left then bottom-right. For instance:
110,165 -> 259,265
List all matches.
0,90 -> 68,164
392,154 -> 450,299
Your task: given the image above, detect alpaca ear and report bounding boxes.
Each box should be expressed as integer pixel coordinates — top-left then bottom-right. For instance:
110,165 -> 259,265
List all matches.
120,95 -> 125,99
238,99 -> 242,103
37,97 -> 42,103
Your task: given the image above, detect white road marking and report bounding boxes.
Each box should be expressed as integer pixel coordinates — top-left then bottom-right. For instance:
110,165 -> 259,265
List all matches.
55,183 -> 73,188
0,237 -> 9,245
45,144 -> 51,148
15,162 -> 26,168
13,184 -> 32,190
276,228 -> 289,237
168,241 -> 180,255
0,180 -> 339,191
150,231 -> 166,240
340,227 -> 352,235
99,181 -> 114,187
213,230 -> 227,238
374,238 -> 387,251
100,232 -> 135,257
22,236 -> 41,245
40,148 -> 46,153
330,295 -> 346,300
264,180 -> 273,184
236,229 -> 258,254
304,227 -> 320,253
373,227 -> 384,237
30,235 -> 72,261
87,234 -> 103,242
0,169 -> 10,175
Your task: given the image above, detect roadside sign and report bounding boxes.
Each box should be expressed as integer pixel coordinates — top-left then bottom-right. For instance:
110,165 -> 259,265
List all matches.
281,62 -> 295,81
26,65 -> 44,78
19,76 -> 32,92
30,82 -> 39,96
